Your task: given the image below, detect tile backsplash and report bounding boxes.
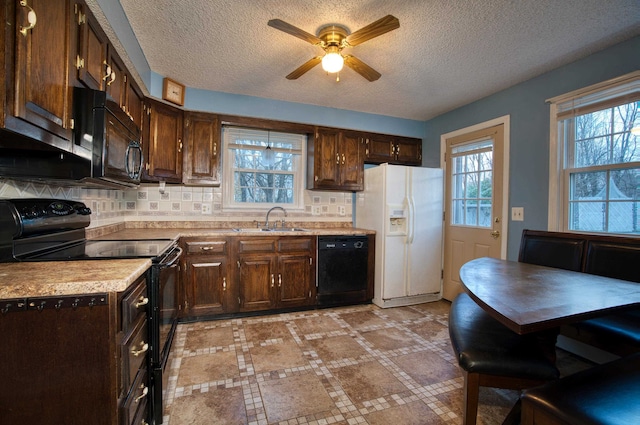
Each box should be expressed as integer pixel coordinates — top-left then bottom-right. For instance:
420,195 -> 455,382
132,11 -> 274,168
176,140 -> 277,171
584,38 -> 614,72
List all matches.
0,179 -> 353,229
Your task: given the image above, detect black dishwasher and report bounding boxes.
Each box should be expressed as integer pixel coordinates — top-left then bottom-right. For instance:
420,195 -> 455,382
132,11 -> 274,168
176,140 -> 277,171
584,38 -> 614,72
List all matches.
317,235 -> 370,306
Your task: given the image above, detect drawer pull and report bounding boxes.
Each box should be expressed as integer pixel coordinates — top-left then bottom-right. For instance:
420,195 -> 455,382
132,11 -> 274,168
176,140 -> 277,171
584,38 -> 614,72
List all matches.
135,385 -> 148,403
131,342 -> 149,357
135,296 -> 149,308
201,246 -> 214,251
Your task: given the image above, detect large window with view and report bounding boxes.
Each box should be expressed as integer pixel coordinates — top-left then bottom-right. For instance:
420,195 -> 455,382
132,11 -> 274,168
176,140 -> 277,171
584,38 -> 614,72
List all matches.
222,127 -> 306,210
550,72 -> 639,235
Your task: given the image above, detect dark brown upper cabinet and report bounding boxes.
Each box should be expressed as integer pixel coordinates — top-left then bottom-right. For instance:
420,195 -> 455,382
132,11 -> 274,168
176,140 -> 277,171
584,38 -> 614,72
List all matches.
364,134 -> 422,166
142,98 -> 183,183
183,111 -> 221,186
307,127 -> 364,191
2,0 -> 76,151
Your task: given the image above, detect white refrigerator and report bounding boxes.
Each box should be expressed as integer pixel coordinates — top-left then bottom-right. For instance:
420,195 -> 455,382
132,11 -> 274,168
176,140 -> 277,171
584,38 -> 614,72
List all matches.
356,163 -> 443,308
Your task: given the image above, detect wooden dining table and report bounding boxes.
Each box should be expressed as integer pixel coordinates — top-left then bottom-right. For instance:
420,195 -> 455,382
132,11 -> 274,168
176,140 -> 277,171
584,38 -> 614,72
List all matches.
459,257 -> 640,335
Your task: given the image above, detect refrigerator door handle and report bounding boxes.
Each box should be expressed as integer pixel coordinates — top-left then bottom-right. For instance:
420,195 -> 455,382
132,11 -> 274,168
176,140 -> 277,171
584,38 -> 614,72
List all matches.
407,196 -> 416,244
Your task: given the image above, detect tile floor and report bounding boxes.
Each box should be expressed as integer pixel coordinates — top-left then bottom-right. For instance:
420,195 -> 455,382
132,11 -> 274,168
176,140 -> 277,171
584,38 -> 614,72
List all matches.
162,301 -> 591,425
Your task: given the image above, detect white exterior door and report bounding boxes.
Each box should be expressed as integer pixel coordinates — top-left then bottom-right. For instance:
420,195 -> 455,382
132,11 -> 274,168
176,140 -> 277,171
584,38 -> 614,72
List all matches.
442,120 -> 508,300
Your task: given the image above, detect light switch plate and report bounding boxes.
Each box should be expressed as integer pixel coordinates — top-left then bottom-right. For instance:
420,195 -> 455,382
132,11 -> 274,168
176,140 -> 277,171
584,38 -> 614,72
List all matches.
511,207 -> 524,221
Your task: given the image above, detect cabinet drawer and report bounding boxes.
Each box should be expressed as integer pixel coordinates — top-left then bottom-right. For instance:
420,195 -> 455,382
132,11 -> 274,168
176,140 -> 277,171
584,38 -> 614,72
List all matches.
122,316 -> 149,392
278,237 -> 313,253
122,277 -> 148,332
185,239 -> 227,255
121,367 -> 149,425
237,238 -> 277,254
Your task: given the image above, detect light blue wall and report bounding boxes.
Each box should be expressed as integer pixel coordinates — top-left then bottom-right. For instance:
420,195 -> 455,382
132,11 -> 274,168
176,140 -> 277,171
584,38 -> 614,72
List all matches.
423,36 -> 640,260
94,0 -> 151,86
149,72 -> 425,138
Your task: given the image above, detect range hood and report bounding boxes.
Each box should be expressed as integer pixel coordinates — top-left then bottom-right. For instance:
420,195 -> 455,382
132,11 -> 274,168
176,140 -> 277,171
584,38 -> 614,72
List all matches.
0,131 -> 91,182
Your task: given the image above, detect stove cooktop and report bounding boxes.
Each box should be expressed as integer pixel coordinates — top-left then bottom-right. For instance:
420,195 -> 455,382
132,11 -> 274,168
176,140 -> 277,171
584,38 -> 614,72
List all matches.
17,239 -> 176,261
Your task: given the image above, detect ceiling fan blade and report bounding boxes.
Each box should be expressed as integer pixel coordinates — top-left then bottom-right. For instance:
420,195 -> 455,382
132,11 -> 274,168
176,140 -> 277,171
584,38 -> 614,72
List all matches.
346,15 -> 400,46
343,55 -> 381,82
268,19 -> 323,45
286,56 -> 323,79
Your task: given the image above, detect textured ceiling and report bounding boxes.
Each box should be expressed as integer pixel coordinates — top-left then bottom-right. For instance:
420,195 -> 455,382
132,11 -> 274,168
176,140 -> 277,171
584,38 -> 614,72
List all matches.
117,0 -> 640,121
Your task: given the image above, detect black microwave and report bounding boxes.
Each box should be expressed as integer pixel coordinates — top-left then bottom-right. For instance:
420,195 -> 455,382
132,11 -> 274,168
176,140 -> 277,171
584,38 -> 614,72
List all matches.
73,87 -> 143,188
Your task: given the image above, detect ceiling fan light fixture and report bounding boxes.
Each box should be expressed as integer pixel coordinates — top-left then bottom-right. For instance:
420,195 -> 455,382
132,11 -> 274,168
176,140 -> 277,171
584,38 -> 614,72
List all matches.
321,51 -> 344,73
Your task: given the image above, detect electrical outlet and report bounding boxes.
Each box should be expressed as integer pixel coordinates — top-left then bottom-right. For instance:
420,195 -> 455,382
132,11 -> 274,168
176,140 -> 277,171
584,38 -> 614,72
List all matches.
312,205 -> 321,216
511,207 -> 524,221
338,205 -> 346,216
201,203 -> 212,215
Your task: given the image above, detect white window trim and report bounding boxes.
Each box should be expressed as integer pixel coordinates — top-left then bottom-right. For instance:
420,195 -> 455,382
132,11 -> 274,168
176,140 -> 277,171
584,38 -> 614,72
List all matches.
547,70 -> 640,232
221,128 -> 307,212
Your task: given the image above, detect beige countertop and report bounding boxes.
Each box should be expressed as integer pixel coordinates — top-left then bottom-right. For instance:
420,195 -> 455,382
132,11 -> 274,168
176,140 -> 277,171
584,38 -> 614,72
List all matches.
0,259 -> 151,299
1,226 -> 373,301
90,227 -> 375,240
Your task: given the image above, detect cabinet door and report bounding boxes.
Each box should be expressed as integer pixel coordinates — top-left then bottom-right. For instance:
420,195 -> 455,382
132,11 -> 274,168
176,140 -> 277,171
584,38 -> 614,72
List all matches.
106,46 -> 126,111
75,3 -> 108,91
10,0 -> 74,150
238,254 -> 276,312
310,128 -> 341,189
395,137 -> 422,166
340,132 -> 364,191
183,111 -> 220,185
143,99 -> 183,182
125,78 -> 144,130
276,254 -> 312,308
184,255 -> 230,317
365,135 -> 395,164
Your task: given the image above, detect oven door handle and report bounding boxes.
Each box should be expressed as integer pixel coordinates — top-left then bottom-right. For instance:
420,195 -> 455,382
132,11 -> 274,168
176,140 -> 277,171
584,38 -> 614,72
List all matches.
159,246 -> 182,269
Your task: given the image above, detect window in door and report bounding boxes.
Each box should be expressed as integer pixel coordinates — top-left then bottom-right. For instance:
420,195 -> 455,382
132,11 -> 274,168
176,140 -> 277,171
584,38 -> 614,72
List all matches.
549,72 -> 639,234
450,139 -> 494,228
222,127 -> 306,210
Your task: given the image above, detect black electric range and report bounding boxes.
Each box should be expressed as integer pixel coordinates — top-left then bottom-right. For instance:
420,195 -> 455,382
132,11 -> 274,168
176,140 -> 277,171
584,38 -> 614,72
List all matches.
0,198 -> 179,425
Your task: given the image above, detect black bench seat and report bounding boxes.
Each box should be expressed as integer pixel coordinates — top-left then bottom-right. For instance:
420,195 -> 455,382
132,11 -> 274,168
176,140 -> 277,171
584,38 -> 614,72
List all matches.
521,353 -> 640,425
519,230 -> 640,357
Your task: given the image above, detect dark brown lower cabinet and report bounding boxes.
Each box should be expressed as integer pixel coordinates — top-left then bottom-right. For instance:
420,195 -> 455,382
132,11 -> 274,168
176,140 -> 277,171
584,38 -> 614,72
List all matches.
236,236 -> 315,313
0,274 -> 149,425
181,237 -> 233,317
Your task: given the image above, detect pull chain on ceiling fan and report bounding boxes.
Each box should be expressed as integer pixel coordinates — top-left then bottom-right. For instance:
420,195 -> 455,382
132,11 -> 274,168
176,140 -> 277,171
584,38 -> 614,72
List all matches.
267,15 -> 400,82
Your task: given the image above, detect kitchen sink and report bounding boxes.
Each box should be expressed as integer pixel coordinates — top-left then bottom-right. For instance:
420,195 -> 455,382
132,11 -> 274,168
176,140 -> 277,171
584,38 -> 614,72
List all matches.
232,227 -> 309,232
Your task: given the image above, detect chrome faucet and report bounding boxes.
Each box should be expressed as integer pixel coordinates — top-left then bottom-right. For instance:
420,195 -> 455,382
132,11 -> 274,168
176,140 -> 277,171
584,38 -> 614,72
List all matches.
265,206 -> 287,229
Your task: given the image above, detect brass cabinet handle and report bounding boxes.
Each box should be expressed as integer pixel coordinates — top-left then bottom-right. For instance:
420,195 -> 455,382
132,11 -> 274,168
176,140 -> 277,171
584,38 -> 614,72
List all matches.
131,342 -> 149,357
178,139 -> 183,152
278,274 -> 282,287
19,1 -> 37,36
270,274 -> 275,288
134,385 -> 148,403
223,277 -> 226,291
201,246 -> 214,251
342,153 -> 345,165
134,296 -> 149,308
336,153 -> 340,164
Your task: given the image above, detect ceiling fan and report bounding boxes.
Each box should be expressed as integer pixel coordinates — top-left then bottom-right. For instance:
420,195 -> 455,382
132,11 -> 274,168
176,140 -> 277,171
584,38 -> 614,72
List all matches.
267,15 -> 400,82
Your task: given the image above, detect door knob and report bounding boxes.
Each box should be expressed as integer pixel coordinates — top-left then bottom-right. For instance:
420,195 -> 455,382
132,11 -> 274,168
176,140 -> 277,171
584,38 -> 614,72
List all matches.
490,230 -> 500,239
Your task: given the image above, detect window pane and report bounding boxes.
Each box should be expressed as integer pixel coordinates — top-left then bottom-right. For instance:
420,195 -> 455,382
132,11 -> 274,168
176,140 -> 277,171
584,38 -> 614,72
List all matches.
569,201 -> 605,232
575,136 -> 609,167
465,200 -> 477,226
450,139 -> 494,228
571,171 -> 606,199
452,200 -> 464,225
479,200 -> 492,227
